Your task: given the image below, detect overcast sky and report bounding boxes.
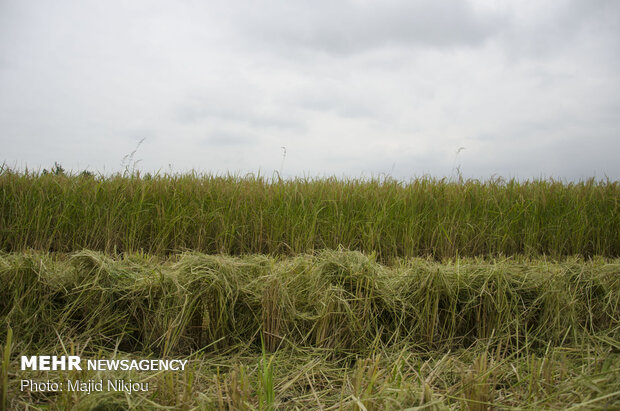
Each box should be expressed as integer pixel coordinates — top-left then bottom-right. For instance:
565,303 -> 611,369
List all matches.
1,0 -> 619,180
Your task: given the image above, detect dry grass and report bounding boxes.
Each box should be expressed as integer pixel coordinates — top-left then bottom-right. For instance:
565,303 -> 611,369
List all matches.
1,251 -> 619,409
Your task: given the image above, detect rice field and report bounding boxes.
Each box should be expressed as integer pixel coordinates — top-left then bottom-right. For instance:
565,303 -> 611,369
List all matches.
1,168 -> 619,409
1,168 -> 618,260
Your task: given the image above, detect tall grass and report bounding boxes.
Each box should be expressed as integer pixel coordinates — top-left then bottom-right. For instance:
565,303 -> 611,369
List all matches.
1,168 -> 617,260
1,326 -> 11,411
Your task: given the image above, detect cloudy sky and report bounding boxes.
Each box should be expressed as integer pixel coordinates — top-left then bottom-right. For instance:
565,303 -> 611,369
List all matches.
1,0 -> 619,180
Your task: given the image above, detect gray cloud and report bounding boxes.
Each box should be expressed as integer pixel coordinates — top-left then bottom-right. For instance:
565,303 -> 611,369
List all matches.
228,0 -> 508,55
205,130 -> 258,146
293,88 -> 376,119
495,0 -> 620,65
174,90 -> 305,131
0,0 -> 618,180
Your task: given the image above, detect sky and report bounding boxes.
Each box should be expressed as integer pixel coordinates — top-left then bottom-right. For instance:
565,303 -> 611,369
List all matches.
1,0 -> 619,181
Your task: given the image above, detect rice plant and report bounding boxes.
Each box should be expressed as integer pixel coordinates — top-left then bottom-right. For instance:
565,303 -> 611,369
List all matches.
1,168 -> 617,260
1,168 -> 618,409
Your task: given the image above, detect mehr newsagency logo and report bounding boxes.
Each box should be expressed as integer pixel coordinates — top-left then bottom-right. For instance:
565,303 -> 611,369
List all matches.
19,355 -> 188,394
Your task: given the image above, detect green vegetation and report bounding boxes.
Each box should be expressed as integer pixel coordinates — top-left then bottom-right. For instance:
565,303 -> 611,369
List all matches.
3,250 -> 618,355
2,251 -> 619,409
1,168 -> 618,260
1,169 -> 619,408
